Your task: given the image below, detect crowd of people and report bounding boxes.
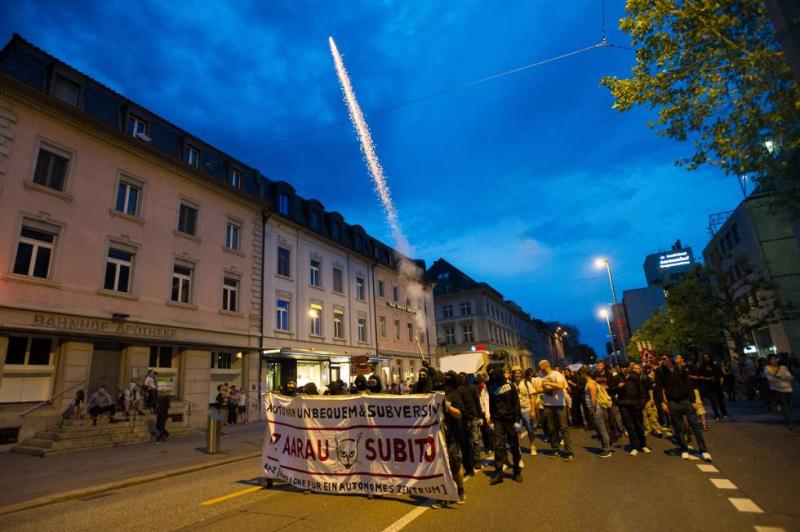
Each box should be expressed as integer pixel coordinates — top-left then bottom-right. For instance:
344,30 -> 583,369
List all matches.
213,382 -> 249,426
274,351 -> 795,506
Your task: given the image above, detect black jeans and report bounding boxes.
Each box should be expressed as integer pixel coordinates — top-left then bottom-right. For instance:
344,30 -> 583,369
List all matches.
461,418 -> 475,474
543,405 -> 573,455
493,420 -> 521,473
668,399 -> 708,453
619,405 -> 647,451
89,404 -> 115,418
708,387 -> 728,418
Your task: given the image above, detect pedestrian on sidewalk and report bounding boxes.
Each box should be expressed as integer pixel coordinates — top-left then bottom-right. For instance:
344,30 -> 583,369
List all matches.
656,354 -> 712,461
488,366 -> 522,484
238,388 -> 248,423
616,362 -> 651,456
155,391 -> 171,442
540,359 -> 574,461
765,354 -> 795,428
581,369 -> 612,458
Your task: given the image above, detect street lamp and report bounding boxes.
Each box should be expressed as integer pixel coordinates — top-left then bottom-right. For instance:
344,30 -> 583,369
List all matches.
594,257 -> 625,357
598,307 -> 617,361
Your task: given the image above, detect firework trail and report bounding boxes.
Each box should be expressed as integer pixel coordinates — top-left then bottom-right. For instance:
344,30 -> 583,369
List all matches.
328,36 -> 411,256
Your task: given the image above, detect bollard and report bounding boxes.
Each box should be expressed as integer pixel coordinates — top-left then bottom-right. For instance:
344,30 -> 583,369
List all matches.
206,412 -> 222,454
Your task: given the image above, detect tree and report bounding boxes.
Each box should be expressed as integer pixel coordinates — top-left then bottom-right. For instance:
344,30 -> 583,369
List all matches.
602,0 -> 800,209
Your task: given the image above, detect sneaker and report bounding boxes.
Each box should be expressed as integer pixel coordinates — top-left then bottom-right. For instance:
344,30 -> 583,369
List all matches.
597,450 -> 612,458
502,464 -> 510,472
681,451 -> 690,460
630,449 -> 639,457
518,460 -> 525,469
489,476 -> 503,486
530,447 -> 537,456
457,492 -> 466,504
642,447 -> 652,454
562,454 -> 575,462
701,452 -> 713,462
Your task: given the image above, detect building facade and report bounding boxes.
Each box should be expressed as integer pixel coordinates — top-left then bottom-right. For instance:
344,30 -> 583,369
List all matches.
427,259 -> 565,369
703,193 -> 800,357
0,35 -> 264,446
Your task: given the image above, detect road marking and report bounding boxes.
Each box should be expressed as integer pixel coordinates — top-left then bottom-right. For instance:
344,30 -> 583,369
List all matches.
696,464 -> 719,473
201,486 -> 263,506
754,527 -> 785,532
381,473 -> 474,532
729,498 -> 764,513
710,478 -> 737,490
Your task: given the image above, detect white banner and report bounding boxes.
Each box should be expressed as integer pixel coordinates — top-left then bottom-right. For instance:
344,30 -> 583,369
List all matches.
262,392 -> 457,502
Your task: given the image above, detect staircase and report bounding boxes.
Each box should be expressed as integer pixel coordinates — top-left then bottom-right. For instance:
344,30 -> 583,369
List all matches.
11,412 -> 194,456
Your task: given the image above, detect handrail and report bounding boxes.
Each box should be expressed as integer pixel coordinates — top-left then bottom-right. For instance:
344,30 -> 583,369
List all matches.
21,378 -> 87,417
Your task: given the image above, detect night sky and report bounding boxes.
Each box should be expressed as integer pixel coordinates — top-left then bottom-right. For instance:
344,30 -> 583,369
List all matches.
0,1 -> 744,356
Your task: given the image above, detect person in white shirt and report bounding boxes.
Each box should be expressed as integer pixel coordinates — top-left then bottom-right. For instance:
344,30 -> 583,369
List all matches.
765,354 -> 794,428
238,389 -> 248,423
512,366 -> 538,455
539,359 -> 574,461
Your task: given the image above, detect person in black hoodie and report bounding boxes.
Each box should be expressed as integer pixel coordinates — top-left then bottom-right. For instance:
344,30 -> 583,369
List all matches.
413,361 -> 436,393
434,372 -> 466,505
455,372 -> 480,476
488,367 -> 522,484
616,361 -> 650,455
367,374 -> 383,394
352,375 -> 368,394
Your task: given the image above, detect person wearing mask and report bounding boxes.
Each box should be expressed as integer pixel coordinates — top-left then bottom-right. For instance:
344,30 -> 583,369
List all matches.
581,369 -> 612,458
475,374 -> 494,461
540,360 -> 574,461
656,354 -> 712,461
412,362 -> 435,393
431,373 -> 466,506
366,375 -> 383,394
765,354 -> 794,428
488,367 -> 522,484
512,366 -> 538,456
616,362 -> 651,456
457,372 -> 483,473
283,379 -> 298,397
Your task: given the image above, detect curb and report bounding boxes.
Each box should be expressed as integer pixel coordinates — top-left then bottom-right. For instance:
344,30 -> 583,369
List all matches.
0,451 -> 261,517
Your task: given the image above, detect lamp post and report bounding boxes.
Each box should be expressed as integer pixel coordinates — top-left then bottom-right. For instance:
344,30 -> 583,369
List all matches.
598,308 -> 617,362
594,258 -> 626,357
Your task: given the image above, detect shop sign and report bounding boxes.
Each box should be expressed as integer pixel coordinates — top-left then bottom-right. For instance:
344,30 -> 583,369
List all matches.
386,301 -> 415,314
263,392 -> 457,502
32,313 -> 177,339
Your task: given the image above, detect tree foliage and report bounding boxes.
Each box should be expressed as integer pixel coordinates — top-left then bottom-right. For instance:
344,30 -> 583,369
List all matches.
602,0 -> 800,208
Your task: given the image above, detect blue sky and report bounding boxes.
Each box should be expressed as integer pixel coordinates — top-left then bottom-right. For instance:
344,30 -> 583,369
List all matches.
0,0 -> 744,355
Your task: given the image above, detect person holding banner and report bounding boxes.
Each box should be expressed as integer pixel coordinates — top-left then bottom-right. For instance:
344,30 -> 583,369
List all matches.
488,367 -> 523,484
433,372 -> 467,506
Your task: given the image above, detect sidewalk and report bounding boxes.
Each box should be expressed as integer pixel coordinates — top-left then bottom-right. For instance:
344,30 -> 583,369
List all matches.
0,421 -> 265,509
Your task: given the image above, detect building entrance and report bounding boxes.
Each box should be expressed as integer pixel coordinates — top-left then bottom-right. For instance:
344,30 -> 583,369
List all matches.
89,342 -> 123,396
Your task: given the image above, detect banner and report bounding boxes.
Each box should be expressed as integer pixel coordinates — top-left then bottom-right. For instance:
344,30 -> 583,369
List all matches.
262,392 -> 457,502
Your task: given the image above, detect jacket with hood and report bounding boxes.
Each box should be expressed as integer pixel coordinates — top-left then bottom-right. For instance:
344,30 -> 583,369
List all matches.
616,371 -> 647,408
488,370 -> 521,423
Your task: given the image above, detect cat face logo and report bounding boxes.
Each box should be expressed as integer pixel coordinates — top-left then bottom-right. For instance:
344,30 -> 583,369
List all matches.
334,434 -> 361,470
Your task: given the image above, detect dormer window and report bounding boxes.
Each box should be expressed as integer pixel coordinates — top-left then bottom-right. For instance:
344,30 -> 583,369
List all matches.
184,145 -> 200,167
127,114 -> 150,141
229,169 -> 242,189
52,74 -> 80,107
278,193 -> 289,215
309,210 -> 319,231
332,221 -> 341,241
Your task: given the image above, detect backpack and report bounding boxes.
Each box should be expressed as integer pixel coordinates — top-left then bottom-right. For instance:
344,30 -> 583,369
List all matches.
594,380 -> 613,409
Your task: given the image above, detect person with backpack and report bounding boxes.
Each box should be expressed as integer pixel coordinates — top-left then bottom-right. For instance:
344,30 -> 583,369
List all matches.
581,369 -> 612,458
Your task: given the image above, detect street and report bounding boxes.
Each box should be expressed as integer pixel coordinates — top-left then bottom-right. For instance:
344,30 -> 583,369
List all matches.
2,402 -> 797,532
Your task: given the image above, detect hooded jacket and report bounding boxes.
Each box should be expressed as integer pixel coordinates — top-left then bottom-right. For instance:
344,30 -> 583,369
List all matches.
488,370 -> 521,423
616,371 -> 647,408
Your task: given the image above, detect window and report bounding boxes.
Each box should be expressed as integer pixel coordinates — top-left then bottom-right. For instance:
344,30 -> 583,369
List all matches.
115,178 -> 141,216
127,114 -> 149,139
149,346 -> 173,368
333,267 -> 343,293
277,247 -> 291,277
442,305 -> 453,318
309,303 -> 322,336
278,193 -> 289,215
407,323 -> 414,342
334,310 -> 344,339
276,299 -> 290,331
211,352 -> 233,369
437,272 -> 450,281
445,326 -> 456,345
177,201 -> 198,235
52,74 -> 80,106
222,276 -> 239,312
378,280 -> 385,297
229,169 -> 242,189
356,277 -> 366,300
104,248 -> 133,293
380,316 -> 387,337
5,337 -> 52,366
225,220 -> 240,250
392,285 -> 399,302
460,302 -> 472,316
184,144 -> 200,167
171,263 -> 193,304
309,210 -> 319,231
332,221 -> 341,241
310,259 -> 321,287
33,144 -> 70,191
357,318 -> 367,342
463,325 -> 475,343
394,319 -> 401,340
14,225 -> 56,279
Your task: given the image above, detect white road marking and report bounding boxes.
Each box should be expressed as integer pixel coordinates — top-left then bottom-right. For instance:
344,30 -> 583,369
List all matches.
729,498 -> 764,513
696,464 -> 719,473
710,478 -> 737,490
381,473 -> 475,532
754,526 -> 785,532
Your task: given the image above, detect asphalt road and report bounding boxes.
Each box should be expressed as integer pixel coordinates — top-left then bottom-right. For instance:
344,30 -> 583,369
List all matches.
2,401 -> 797,532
